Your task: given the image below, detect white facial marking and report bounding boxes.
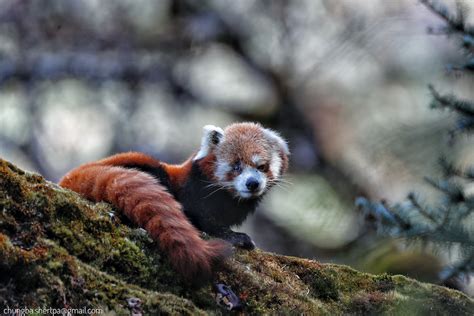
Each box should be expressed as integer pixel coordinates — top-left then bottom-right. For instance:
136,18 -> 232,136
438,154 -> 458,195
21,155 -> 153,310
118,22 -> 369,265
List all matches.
251,155 -> 261,165
233,165 -> 268,199
194,125 -> 224,161
215,159 -> 231,181
269,152 -> 282,178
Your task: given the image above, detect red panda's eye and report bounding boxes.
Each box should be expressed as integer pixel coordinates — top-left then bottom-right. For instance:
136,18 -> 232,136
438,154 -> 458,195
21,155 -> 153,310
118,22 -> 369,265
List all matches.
257,164 -> 268,172
232,161 -> 241,172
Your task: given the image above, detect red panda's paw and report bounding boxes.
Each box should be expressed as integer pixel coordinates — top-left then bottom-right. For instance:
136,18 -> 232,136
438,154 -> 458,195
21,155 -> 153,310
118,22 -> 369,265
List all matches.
219,231 -> 256,250
232,232 -> 256,250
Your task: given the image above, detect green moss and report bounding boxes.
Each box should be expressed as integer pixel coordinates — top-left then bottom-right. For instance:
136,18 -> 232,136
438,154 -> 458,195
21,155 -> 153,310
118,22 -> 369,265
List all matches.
303,269 -> 339,301
0,158 -> 473,315
347,290 -> 390,315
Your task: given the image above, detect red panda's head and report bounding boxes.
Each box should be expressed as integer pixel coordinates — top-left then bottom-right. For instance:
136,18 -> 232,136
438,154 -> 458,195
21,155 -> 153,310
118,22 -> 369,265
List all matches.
194,122 -> 289,199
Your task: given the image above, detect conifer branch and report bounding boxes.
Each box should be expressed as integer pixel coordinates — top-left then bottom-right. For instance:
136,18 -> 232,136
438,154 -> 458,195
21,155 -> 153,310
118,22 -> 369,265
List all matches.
428,85 -> 474,117
420,0 -> 474,36
439,157 -> 474,180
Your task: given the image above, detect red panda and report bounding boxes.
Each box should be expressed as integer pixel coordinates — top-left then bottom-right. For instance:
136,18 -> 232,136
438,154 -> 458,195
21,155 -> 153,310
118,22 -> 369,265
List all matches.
59,122 -> 289,282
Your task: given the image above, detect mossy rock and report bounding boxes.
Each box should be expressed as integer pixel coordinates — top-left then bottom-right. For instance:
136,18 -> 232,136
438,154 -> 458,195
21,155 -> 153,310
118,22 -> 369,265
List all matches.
0,158 -> 472,315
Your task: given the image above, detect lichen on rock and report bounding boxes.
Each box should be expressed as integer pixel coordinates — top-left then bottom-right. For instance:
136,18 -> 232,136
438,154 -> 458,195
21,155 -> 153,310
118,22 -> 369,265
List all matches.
0,158 -> 473,315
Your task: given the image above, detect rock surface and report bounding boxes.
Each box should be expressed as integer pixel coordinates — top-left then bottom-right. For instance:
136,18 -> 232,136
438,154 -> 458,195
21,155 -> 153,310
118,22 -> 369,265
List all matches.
0,158 -> 473,315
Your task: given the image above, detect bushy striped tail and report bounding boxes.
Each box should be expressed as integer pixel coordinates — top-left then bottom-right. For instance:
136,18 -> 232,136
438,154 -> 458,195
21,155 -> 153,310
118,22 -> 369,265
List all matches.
59,164 -> 231,281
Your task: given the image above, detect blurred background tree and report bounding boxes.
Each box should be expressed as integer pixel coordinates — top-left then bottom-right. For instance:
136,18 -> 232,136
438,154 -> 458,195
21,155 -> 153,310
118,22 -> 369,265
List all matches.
358,0 -> 474,292
0,0 -> 472,295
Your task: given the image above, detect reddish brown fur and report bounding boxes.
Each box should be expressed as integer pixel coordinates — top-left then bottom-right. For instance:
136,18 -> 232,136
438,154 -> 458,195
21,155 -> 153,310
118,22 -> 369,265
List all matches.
93,152 -> 162,168
219,122 -> 289,181
219,124 -> 272,165
59,152 -> 230,282
277,150 -> 289,176
161,158 -> 193,190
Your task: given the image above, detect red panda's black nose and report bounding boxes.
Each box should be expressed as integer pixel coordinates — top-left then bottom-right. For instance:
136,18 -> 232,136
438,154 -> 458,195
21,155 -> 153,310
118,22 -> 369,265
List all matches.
246,178 -> 260,192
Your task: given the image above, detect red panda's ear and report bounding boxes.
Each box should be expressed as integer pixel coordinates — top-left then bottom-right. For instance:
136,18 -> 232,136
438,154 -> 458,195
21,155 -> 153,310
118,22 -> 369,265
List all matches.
263,128 -> 289,156
263,128 -> 290,175
193,125 -> 224,161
